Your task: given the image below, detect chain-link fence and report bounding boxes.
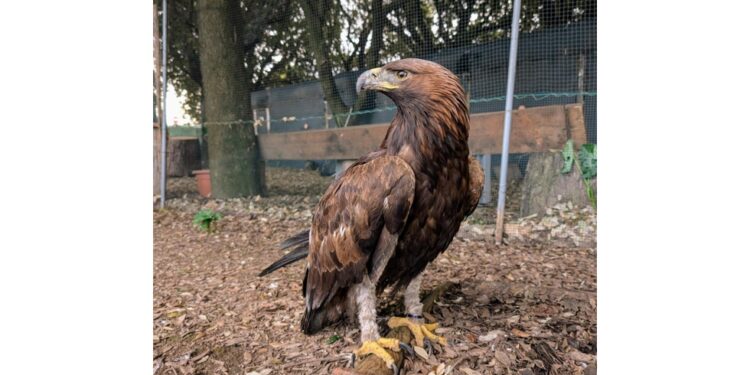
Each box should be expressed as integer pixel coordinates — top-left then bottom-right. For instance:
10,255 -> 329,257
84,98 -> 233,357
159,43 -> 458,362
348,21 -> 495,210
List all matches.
158,0 -> 596,194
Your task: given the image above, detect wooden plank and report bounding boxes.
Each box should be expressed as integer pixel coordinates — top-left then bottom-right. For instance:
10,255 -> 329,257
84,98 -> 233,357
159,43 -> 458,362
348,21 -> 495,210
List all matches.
257,104 -> 584,160
564,103 -> 588,147
258,123 -> 388,160
169,136 -> 199,141
468,105 -> 569,154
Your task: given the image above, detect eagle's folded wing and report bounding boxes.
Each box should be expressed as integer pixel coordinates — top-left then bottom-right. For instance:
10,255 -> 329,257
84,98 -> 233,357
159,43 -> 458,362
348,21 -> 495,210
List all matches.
303,155 -> 416,314
464,156 -> 485,217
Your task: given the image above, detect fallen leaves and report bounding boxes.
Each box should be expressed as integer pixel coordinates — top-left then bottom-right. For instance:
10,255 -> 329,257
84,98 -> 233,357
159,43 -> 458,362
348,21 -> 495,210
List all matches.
154,167 -> 597,375
478,329 -> 505,343
511,328 -> 531,338
414,346 -> 430,361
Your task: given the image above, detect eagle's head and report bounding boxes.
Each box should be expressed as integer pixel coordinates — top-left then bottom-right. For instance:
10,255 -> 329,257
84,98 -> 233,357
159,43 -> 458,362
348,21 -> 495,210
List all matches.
356,58 -> 466,111
356,58 -> 470,148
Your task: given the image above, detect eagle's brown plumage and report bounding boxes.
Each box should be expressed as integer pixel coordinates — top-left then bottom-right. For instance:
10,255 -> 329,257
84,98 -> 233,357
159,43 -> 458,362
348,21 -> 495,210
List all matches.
260,58 -> 484,336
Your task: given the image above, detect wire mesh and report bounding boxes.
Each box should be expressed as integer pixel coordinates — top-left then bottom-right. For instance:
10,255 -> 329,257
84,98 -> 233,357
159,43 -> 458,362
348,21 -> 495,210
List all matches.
160,0 -> 596,171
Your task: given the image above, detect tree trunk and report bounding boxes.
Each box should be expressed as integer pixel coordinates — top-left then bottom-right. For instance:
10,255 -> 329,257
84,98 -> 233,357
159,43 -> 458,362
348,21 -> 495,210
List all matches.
167,138 -> 202,177
349,0 -> 383,125
300,0 -> 349,126
520,152 -> 596,217
301,0 -> 390,127
196,0 -> 264,198
199,94 -> 209,169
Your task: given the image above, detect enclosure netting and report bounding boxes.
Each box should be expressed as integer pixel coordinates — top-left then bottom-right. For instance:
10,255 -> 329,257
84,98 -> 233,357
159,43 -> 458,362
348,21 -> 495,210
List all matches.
162,0 -> 596,171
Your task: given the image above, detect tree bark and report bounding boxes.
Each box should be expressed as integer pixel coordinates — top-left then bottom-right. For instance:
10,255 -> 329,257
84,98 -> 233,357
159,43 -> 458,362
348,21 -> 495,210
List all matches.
199,94 -> 209,169
167,138 -> 202,177
520,152 -> 596,217
301,0 -> 391,127
196,0 -> 264,198
301,0 -> 349,126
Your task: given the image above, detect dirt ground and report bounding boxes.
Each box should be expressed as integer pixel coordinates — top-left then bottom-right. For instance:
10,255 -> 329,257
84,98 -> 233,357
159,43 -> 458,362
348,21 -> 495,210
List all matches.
154,168 -> 596,375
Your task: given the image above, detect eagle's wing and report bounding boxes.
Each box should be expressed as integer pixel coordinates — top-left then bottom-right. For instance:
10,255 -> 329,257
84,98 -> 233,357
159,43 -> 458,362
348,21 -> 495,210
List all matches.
303,154 -> 416,321
464,156 -> 485,217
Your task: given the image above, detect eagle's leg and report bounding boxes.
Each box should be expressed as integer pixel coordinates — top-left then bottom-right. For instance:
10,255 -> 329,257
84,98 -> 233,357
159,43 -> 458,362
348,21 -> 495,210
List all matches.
353,274 -> 400,374
387,273 -> 447,352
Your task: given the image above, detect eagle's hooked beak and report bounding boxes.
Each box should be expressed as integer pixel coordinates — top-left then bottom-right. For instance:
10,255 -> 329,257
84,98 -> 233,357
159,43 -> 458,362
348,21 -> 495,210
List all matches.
356,67 -> 399,94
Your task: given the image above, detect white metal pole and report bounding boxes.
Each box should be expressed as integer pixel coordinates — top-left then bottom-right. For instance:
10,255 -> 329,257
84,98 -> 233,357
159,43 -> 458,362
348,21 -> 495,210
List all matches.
160,0 -> 168,209
252,109 -> 259,135
265,107 -> 271,133
494,0 -> 522,244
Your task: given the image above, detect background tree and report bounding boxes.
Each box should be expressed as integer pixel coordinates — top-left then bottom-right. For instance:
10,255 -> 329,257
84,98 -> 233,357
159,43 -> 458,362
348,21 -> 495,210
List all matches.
195,0 -> 264,198
164,0 -> 596,124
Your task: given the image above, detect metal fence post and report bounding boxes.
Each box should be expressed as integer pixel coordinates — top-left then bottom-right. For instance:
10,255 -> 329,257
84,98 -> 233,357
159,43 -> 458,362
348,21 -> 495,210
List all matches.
252,109 -> 259,135
159,0 -> 168,209
494,0 -> 522,244
265,107 -> 271,133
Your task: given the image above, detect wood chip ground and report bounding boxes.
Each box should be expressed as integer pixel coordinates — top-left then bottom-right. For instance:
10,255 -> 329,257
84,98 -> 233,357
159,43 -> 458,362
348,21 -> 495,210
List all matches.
154,168 -> 596,375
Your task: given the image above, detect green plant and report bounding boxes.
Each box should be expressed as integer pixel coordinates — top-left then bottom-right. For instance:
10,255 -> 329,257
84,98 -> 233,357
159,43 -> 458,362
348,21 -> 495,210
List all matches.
561,140 -> 597,209
193,209 -> 222,232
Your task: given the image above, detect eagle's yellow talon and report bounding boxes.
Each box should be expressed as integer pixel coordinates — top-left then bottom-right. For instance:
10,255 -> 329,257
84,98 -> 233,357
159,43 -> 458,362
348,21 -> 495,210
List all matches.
421,325 -> 448,346
375,337 -> 402,351
387,317 -> 447,348
354,338 -> 400,368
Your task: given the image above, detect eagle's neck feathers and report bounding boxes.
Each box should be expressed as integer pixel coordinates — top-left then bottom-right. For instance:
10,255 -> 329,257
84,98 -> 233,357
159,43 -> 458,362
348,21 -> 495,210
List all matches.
383,88 -> 470,174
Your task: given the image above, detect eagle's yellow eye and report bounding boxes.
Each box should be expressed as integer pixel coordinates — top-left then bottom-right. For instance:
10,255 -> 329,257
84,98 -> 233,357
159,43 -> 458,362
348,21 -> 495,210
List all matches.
397,71 -> 408,79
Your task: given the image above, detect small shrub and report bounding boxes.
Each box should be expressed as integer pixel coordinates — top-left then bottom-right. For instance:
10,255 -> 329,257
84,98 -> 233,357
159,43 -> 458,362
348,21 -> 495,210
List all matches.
193,209 -> 222,233
561,140 -> 597,209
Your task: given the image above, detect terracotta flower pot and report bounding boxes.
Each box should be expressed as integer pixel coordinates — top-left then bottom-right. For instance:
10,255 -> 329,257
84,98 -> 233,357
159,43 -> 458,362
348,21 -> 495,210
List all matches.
193,170 -> 212,198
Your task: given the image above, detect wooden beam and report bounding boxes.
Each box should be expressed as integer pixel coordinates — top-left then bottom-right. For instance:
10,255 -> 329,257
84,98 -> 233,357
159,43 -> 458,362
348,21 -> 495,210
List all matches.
257,104 -> 586,160
258,123 -> 388,160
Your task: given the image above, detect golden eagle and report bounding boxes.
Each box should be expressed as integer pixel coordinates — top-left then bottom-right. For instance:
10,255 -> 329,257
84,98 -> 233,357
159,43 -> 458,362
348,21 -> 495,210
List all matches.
260,58 -> 484,371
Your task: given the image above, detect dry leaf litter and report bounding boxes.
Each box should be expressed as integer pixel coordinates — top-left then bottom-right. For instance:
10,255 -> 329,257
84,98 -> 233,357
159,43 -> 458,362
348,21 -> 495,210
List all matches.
154,168 -> 596,375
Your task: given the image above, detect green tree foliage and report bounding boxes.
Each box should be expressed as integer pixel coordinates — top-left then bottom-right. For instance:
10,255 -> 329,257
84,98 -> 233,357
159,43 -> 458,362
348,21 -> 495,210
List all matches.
161,0 -> 596,123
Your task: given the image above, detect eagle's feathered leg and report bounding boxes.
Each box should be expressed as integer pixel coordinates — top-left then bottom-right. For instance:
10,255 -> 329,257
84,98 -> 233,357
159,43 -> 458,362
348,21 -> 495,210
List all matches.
352,274 -> 401,374
388,272 -> 447,354
404,272 -> 424,317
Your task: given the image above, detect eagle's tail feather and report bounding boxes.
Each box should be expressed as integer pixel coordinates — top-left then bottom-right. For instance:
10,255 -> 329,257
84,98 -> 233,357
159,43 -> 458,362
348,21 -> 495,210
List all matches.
278,229 -> 310,251
258,230 -> 310,276
301,290 -> 348,334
